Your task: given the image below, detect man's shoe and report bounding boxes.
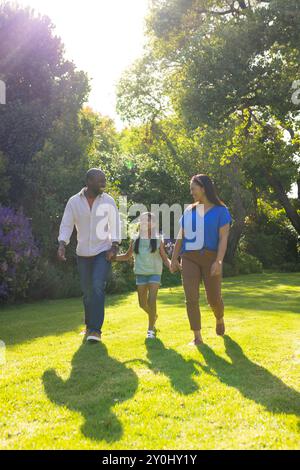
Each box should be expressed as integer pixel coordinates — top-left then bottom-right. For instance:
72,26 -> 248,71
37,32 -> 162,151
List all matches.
87,331 -> 101,342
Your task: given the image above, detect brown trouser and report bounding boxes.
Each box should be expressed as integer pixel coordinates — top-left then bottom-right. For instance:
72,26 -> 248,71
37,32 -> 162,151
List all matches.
181,249 -> 224,331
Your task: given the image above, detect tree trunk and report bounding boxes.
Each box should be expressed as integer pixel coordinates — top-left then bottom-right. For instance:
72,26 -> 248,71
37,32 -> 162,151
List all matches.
263,169 -> 300,234
224,158 -> 247,264
150,120 -> 178,160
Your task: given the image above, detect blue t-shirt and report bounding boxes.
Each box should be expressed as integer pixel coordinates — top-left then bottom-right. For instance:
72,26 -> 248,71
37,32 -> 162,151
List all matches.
179,204 -> 232,253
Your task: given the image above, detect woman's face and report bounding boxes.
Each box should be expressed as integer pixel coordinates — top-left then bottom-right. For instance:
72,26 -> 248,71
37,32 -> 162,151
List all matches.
190,181 -> 205,202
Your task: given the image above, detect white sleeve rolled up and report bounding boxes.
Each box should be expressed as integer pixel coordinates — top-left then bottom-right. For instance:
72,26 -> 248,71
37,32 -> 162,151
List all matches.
108,198 -> 122,244
58,199 -> 75,246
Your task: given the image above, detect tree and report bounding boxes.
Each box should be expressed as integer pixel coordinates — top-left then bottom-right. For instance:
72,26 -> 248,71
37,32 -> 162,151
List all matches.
0,3 -> 90,205
146,0 -> 300,234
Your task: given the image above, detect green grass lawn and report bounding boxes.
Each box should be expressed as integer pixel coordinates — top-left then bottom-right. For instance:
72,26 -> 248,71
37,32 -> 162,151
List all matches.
0,272 -> 299,450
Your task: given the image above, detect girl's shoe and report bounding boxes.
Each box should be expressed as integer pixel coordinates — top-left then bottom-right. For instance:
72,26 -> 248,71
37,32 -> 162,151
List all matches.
146,329 -> 156,339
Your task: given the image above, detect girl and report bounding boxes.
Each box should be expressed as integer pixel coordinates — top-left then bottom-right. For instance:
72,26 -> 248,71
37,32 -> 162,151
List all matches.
115,212 -> 171,339
171,174 -> 232,346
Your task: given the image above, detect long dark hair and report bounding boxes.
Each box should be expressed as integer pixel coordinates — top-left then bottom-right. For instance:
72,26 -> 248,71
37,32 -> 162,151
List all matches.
191,174 -> 225,206
134,212 -> 158,254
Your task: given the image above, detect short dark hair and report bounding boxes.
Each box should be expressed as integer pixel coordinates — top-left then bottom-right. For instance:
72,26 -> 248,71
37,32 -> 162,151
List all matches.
86,168 -> 105,181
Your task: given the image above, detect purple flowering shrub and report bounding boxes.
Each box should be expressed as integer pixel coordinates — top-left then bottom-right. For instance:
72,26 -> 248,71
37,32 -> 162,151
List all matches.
0,205 -> 39,301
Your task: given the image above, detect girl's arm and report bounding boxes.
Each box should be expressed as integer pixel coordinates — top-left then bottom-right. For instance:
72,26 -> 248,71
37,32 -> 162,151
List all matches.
170,228 -> 183,273
115,240 -> 134,262
159,241 -> 172,270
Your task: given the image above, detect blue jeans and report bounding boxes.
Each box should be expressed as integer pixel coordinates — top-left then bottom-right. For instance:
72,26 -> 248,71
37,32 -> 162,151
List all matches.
135,274 -> 161,285
76,250 -> 112,334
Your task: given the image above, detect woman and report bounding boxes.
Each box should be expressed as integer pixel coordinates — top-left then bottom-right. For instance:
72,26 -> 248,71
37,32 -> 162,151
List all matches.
171,174 -> 232,345
115,212 -> 171,339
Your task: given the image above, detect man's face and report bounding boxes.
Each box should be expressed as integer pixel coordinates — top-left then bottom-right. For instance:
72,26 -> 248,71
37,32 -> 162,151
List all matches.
87,172 -> 106,196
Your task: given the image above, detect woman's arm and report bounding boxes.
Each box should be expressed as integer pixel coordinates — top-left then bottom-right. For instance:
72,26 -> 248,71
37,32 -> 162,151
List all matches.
115,240 -> 134,262
211,224 -> 230,276
170,228 -> 183,273
159,241 -> 172,270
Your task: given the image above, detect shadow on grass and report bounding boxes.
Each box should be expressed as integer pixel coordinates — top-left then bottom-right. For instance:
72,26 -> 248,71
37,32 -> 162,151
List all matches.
144,338 -> 199,395
221,273 -> 300,314
198,335 -> 300,421
1,291 -> 133,346
158,273 -> 300,314
43,342 -> 138,443
1,299 -> 84,346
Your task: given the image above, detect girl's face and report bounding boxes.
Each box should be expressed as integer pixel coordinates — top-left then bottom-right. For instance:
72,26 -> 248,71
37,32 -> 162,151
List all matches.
140,214 -> 156,237
190,181 -> 205,202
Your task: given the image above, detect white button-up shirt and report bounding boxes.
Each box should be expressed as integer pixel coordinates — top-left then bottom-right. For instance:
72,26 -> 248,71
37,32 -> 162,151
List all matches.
58,187 -> 121,257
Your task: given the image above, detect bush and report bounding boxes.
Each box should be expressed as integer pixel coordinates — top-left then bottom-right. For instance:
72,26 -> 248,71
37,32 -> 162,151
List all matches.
0,205 -> 39,302
28,258 -> 81,300
29,255 -> 137,301
242,201 -> 299,269
161,266 -> 182,287
223,251 -> 263,277
106,261 -> 136,294
277,261 -> 300,273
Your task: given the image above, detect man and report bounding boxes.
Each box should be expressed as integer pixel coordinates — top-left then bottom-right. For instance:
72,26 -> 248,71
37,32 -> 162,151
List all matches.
57,168 -> 121,342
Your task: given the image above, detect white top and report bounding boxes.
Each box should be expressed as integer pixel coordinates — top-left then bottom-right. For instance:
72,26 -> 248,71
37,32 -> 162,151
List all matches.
58,187 -> 121,257
132,233 -> 163,275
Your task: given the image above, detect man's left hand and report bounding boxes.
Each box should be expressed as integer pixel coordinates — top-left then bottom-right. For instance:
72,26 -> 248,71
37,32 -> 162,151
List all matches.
106,245 -> 119,262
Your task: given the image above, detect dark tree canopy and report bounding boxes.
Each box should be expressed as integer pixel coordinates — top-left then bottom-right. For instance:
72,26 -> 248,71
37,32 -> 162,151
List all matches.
0,3 -> 90,204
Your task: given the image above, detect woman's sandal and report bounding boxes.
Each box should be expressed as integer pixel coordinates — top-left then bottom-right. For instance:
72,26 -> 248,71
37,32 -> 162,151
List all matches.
189,337 -> 204,346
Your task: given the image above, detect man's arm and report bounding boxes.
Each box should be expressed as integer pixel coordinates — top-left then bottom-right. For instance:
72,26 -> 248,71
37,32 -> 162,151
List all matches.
108,241 -> 120,260
107,198 -> 121,261
57,200 -> 75,262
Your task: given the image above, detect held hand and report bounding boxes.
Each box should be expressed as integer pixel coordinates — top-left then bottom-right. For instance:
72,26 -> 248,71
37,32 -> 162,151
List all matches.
210,261 -> 222,277
170,259 -> 182,273
57,245 -> 66,262
106,246 -> 118,262
170,260 -> 178,273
